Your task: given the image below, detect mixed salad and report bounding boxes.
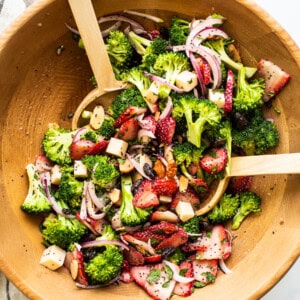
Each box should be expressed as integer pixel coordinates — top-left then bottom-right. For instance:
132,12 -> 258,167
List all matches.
21,10 -> 290,299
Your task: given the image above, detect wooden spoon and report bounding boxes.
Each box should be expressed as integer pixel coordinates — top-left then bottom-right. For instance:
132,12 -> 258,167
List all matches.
68,0 -> 126,129
195,152 -> 300,215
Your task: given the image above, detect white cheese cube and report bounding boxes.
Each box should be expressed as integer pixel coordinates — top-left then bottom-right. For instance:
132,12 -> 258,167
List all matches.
106,137 -> 128,158
175,201 -> 195,222
108,188 -> 122,206
159,195 -> 172,203
74,160 -> 88,178
175,71 -> 198,92
39,245 -> 66,270
50,164 -> 62,185
143,81 -> 160,103
208,89 -> 225,109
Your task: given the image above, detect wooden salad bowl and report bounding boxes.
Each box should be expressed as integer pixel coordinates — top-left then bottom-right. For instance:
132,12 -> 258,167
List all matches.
0,0 -> 300,299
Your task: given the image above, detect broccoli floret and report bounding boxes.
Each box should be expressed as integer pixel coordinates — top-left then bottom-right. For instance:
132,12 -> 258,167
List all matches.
167,248 -> 187,265
41,202 -> 88,250
105,30 -> 134,78
42,123 -> 75,165
84,225 -> 123,285
127,31 -> 168,71
232,110 -> 279,155
232,191 -> 261,230
153,51 -> 190,98
21,164 -> 52,213
96,115 -> 116,139
80,129 -> 99,143
181,216 -> 203,242
120,176 -> 151,226
108,87 -> 148,119
173,141 -> 205,179
54,166 -> 84,210
169,16 -> 190,45
121,67 -> 151,99
206,193 -> 240,223
233,66 -> 265,112
172,95 -> 222,147
82,155 -> 120,190
205,39 -> 257,78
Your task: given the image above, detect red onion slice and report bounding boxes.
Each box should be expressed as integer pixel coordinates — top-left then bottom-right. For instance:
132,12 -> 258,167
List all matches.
138,129 -> 156,140
163,260 -> 194,283
219,258 -> 233,274
125,153 -> 152,180
189,52 -> 207,96
123,10 -> 164,23
81,239 -> 129,251
72,127 -> 88,143
194,26 -> 228,46
87,181 -> 105,210
159,96 -> 173,120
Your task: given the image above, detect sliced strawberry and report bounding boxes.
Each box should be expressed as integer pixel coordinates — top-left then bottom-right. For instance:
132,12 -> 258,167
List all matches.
139,115 -> 157,133
257,58 -> 291,102
200,147 -> 228,174
70,140 -> 95,160
145,221 -> 179,234
170,189 -> 201,211
120,260 -> 134,283
130,231 -> 165,247
115,118 -> 140,141
192,259 -> 218,285
89,218 -> 107,235
35,154 -> 54,173
153,177 -> 178,196
184,225 -> 231,260
144,254 -> 163,264
173,261 -> 194,297
156,228 -> 188,250
189,178 -> 209,199
113,106 -> 147,127
227,175 -> 253,194
196,57 -> 211,85
133,179 -> 159,208
87,140 -> 109,155
121,234 -> 156,256
156,116 -> 176,145
130,263 -> 176,300
224,69 -> 234,113
150,210 -> 180,223
123,245 -> 145,266
72,246 -> 89,286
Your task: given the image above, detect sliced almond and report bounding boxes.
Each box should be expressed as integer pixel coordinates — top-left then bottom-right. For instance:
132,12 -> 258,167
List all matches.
108,188 -> 122,206
119,158 -> 134,173
179,175 -> 189,192
89,105 -> 105,130
70,259 -> 79,280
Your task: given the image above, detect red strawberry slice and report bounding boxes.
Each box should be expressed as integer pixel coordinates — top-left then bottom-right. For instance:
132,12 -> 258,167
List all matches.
184,225 -> 231,260
139,115 -> 157,133
227,175 -> 253,194
130,263 -> 176,300
257,58 -> 291,102
144,254 -> 163,264
71,246 -> 89,286
156,116 -> 176,145
35,154 -> 54,173
145,221 -> 179,234
120,260 -> 134,283
192,259 -> 218,284
123,245 -> 145,266
70,140 -> 95,160
224,69 -> 234,113
156,228 -> 188,250
130,231 -> 165,247
196,57 -> 211,85
115,118 -> 140,141
133,179 -> 159,208
153,177 -> 178,196
200,147 -> 228,174
87,140 -> 109,155
114,106 -> 147,128
173,261 -> 194,297
189,178 -> 209,199
170,189 -> 201,211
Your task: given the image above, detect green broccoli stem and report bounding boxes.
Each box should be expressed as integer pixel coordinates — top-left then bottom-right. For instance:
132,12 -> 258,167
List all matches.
186,116 -> 206,148
128,31 -> 151,55
232,212 -> 247,230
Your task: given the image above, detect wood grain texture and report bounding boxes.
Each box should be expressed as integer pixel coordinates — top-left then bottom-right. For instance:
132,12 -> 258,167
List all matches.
0,0 -> 300,300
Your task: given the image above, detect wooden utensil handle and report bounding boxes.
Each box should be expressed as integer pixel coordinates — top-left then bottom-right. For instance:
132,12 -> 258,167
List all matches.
230,153 -> 300,177
68,0 -> 118,91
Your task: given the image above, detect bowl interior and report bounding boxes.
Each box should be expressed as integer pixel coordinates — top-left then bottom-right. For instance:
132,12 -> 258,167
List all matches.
1,0 -> 300,299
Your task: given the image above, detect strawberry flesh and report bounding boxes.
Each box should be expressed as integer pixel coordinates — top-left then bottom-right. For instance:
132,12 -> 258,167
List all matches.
70,140 -> 95,160
155,228 -> 188,250
113,106 -> 147,127
87,140 -> 109,155
156,116 -> 176,145
200,147 -> 228,174
224,69 -> 234,113
192,259 -> 218,285
227,175 -> 253,194
153,177 -> 178,196
173,261 -> 194,297
170,189 -> 201,211
257,58 -> 291,102
115,118 -> 140,141
133,179 -> 159,208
